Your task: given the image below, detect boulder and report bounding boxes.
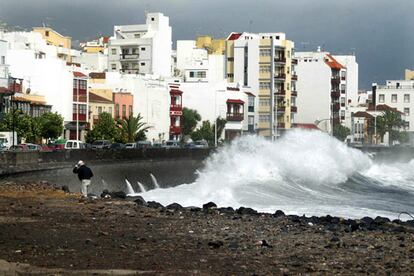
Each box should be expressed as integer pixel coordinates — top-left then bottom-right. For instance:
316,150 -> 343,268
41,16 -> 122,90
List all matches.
273,210 -> 285,218
203,202 -> 217,210
61,185 -> 70,193
166,203 -> 183,210
147,201 -> 164,209
100,189 -> 110,198
236,207 -> 258,215
374,216 -> 390,224
218,207 -> 235,214
132,196 -> 147,206
110,191 -> 127,199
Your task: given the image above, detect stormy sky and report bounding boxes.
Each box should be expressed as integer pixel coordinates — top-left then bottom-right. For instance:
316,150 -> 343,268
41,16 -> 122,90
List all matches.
1,0 -> 413,89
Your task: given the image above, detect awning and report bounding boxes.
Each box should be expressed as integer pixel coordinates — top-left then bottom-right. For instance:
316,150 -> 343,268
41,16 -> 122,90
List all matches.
226,99 -> 244,104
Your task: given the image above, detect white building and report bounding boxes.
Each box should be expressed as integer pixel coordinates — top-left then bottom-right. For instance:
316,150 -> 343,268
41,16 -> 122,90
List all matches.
0,39 -> 8,88
108,13 -> 172,77
374,80 -> 414,142
73,52 -> 108,72
295,50 -> 358,133
176,40 -> 225,83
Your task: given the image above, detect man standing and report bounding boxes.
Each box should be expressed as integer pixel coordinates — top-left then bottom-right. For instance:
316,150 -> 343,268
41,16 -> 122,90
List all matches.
73,160 -> 94,197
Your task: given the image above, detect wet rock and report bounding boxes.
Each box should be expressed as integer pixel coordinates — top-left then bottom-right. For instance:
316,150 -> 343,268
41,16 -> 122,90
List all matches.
85,239 -> 93,245
61,185 -> 70,193
189,207 -> 201,212
203,202 -> 217,210
374,216 -> 390,225
218,207 -> 234,214
110,191 -> 126,199
346,220 -> 359,232
87,193 -> 97,198
132,196 -> 147,206
208,240 -> 224,249
288,215 -> 301,223
260,240 -> 272,248
147,201 -> 164,209
166,203 -> 183,210
100,189 -> 110,198
236,207 -> 258,215
273,210 -> 285,218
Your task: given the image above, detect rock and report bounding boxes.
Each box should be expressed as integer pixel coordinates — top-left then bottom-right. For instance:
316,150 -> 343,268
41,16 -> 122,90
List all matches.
166,203 -> 183,210
189,207 -> 201,212
374,216 -> 390,224
61,185 -> 70,193
218,207 -> 235,214
85,239 -> 93,244
203,202 -> 217,210
330,236 -> 340,243
236,207 -> 258,215
288,215 -> 301,223
87,193 -> 97,198
361,216 -> 374,225
131,196 -> 147,206
208,240 -> 224,249
147,201 -> 164,209
110,191 -> 126,199
273,210 -> 285,218
260,240 -> 272,248
346,220 -> 359,232
100,189 -> 110,198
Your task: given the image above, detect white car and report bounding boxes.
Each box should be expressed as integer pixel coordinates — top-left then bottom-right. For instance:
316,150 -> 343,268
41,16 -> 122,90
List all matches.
125,143 -> 137,149
65,140 -> 85,150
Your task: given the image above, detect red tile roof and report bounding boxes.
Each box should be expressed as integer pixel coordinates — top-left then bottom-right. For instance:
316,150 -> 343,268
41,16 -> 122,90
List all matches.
89,92 -> 113,103
244,92 -> 255,97
367,104 -> 404,114
170,89 -> 183,94
325,54 -> 345,70
293,123 -> 320,130
227,99 -> 244,104
227,33 -> 242,41
89,72 -> 106,79
352,111 -> 374,119
73,71 -> 87,78
0,87 -> 11,94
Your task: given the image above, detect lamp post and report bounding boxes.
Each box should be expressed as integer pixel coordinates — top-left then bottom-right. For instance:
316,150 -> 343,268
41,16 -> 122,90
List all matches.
214,89 -> 226,147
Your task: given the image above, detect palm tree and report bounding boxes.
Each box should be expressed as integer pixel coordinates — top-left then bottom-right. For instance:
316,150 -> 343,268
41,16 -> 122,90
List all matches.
376,110 -> 406,144
118,114 -> 150,143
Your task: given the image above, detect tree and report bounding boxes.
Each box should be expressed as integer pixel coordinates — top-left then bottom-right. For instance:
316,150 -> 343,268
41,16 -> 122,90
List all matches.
182,108 -> 201,137
375,110 -> 405,144
117,113 -> 150,143
0,110 -> 41,143
38,112 -> 64,141
191,117 -> 227,146
85,112 -> 119,143
333,124 -> 350,142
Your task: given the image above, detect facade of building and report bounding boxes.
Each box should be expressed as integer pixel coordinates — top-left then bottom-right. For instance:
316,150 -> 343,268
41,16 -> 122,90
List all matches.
89,92 -> 114,128
169,85 -> 183,140
374,80 -> 414,143
113,92 -> 134,120
225,32 -> 296,138
295,50 -> 357,133
196,36 -> 226,55
0,39 -> 8,88
68,72 -> 89,140
108,13 -> 172,77
80,36 -> 109,53
405,69 -> 414,81
12,93 -> 52,117
32,27 -> 73,61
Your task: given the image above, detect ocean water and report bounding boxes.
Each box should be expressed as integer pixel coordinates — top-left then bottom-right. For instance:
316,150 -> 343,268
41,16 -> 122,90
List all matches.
132,129 -> 414,220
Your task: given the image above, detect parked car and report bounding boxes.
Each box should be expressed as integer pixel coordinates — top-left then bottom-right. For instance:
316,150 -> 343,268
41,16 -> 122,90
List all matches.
163,140 -> 180,149
137,141 -> 152,149
65,140 -> 85,150
91,140 -> 111,149
193,140 -> 209,149
110,142 -> 126,149
125,143 -> 137,149
9,144 -> 29,151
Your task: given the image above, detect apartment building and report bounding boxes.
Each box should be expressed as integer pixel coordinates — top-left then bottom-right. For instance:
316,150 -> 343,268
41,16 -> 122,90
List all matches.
196,36 -> 226,55
295,50 -> 357,133
108,13 -> 172,77
225,32 -> 296,138
374,80 -> 414,142
32,27 -> 74,62
405,69 -> 414,81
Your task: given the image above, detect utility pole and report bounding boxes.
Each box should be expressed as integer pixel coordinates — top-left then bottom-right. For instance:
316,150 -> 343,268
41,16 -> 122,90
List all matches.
76,78 -> 79,141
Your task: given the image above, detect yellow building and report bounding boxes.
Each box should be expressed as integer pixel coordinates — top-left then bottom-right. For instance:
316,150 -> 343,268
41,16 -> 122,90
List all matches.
196,36 -> 226,55
89,92 -> 114,128
405,69 -> 414,81
33,27 -> 72,61
226,32 -> 297,138
81,37 -> 109,53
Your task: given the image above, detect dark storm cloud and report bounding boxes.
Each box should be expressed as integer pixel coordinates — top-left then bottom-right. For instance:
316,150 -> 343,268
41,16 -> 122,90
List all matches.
1,0 -> 413,88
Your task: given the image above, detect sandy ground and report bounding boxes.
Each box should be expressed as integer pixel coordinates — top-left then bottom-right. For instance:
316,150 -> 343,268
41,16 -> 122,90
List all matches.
1,181 -> 414,275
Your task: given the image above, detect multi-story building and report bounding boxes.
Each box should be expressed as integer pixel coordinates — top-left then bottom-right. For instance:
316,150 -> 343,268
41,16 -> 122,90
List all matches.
80,36 -> 109,53
113,92 -> 133,120
69,72 -> 89,140
32,27 -> 73,62
89,92 -> 114,128
405,69 -> 414,81
225,32 -> 296,138
12,93 -> 52,117
196,36 -> 226,55
295,50 -> 358,133
108,13 -> 172,77
374,80 -> 414,143
169,84 -> 183,141
0,39 -> 8,88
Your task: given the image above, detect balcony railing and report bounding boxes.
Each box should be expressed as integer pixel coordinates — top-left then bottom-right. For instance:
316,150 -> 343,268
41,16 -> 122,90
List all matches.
274,57 -> 286,63
331,76 -> 340,84
331,91 -> 340,98
275,89 -> 286,96
120,54 -> 139,60
291,106 -> 297,113
120,69 -> 139,74
73,95 -> 87,102
169,126 -> 182,134
274,73 -> 286,80
333,103 -> 340,111
291,74 -> 298,81
277,122 -> 285,128
291,90 -> 298,97
72,113 -> 87,121
340,89 -> 346,94
170,104 -> 182,111
226,113 -> 244,122
276,107 -> 285,114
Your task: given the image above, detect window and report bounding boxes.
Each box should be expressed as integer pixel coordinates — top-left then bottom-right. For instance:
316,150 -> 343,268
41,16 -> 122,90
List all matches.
405,121 -> 410,129
98,106 -> 102,114
141,47 -> 146,51
78,104 -> 87,114
404,108 -> 410,116
45,31 -> 49,37
134,34 -> 140,38
259,82 -> 271,90
404,94 -> 410,103
259,98 -> 270,106
129,105 -> 133,117
259,115 -> 270,123
227,57 -> 234,62
248,115 -> 254,125
189,71 -> 195,78
79,80 -> 87,89
259,49 -> 271,56
196,71 -> 206,78
73,79 -> 78,88
111,64 -> 116,70
260,65 -> 271,73
151,17 -> 155,21
140,62 -> 145,66
111,48 -> 116,55
248,96 -> 255,107
391,94 -> 397,103
115,104 -> 119,118
379,94 -> 385,103
108,107 -> 112,115
132,48 -> 138,54
1,56 -> 4,65
287,50 -> 290,58
122,105 -> 126,118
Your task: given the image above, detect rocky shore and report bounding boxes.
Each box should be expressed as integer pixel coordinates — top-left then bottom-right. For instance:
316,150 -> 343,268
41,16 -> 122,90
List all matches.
1,182 -> 414,275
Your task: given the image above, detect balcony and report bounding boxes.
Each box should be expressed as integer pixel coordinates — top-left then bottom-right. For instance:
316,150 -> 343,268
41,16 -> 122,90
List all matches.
170,104 -> 182,112
277,122 -> 285,128
248,106 -> 254,112
331,91 -> 340,98
340,89 -> 346,94
291,90 -> 298,97
333,103 -> 340,111
170,125 -> 182,134
73,95 -> 87,103
72,113 -> 87,121
291,74 -> 298,81
274,57 -> 286,63
275,89 -> 286,96
331,76 -> 340,85
226,113 -> 244,122
274,73 -> 286,80
120,54 -> 139,60
276,107 -> 285,114
292,58 -> 298,65
341,76 -> 346,81
291,106 -> 297,113
120,69 -> 139,74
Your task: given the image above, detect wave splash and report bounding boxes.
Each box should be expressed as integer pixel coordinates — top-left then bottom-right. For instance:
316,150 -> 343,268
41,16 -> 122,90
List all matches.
139,129 -> 414,219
